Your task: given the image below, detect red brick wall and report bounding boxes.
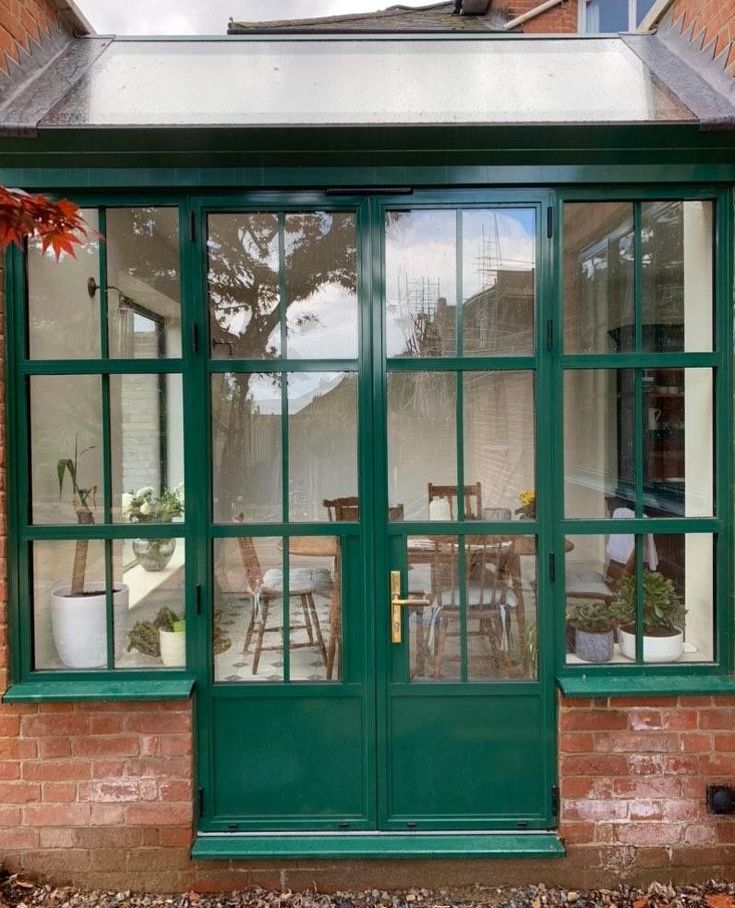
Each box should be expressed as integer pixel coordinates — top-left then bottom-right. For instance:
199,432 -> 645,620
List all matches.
666,0 -> 735,76
508,0 -> 579,33
560,695 -> 735,877
0,0 -> 64,75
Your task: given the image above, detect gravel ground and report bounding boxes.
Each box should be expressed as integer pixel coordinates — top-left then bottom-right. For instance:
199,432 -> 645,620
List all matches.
2,876 -> 735,908
0,871 -> 735,908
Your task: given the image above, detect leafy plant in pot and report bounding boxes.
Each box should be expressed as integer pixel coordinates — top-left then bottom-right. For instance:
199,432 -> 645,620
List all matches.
567,599 -> 626,663
615,571 -> 686,663
52,441 -> 128,668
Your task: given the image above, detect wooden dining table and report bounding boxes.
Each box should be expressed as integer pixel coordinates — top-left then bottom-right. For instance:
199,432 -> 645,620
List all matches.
285,533 -> 572,680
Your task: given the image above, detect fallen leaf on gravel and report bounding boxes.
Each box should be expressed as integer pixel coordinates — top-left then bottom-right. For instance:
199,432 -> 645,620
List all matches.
705,897 -> 735,908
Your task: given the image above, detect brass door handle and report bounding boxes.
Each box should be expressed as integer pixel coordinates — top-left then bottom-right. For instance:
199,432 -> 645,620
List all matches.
390,570 -> 430,644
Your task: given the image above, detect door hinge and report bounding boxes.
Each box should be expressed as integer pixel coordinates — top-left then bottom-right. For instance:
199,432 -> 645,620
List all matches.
198,786 -> 204,817
546,318 -> 554,351
189,210 -> 196,243
546,205 -> 554,239
551,784 -> 560,817
195,584 -> 202,616
548,552 -> 556,583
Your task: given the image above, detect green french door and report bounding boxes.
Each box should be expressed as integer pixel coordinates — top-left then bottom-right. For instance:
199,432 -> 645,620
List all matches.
196,191 -> 556,833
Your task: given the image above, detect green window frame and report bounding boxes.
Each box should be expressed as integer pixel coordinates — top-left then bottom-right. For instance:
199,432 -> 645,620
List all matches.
554,186 -> 735,695
4,195 -> 196,700
2,182 -> 734,703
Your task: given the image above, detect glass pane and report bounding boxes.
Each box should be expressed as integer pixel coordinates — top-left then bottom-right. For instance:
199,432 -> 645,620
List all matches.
106,207 -> 181,358
636,0 -> 656,25
464,372 -> 535,521
388,372 -> 456,521
211,373 -> 281,524
213,536 -> 282,682
27,208 -> 100,360
407,535 -> 459,681
642,201 -> 713,353
467,535 -> 537,681
208,213 -> 281,359
565,533 -> 637,665
563,202 -> 634,353
30,375 -> 104,525
586,0 -> 629,31
645,534 -> 713,663
288,536 -> 341,681
564,370 -> 634,518
111,374 -> 184,524
643,368 -> 713,517
462,208 -> 535,356
32,539 -> 108,669
288,372 -> 358,522
114,537 -> 185,669
285,212 -> 358,359
571,533 -> 715,665
385,210 -> 456,357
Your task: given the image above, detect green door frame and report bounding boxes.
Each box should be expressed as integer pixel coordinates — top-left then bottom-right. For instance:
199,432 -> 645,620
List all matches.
189,187 -> 559,832
369,190 -> 558,830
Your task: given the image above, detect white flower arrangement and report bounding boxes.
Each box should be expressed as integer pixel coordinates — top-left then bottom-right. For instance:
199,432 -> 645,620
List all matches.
123,485 -> 184,524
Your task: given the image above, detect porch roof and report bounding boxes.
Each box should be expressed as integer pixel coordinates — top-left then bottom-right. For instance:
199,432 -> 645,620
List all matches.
1,32 -> 734,138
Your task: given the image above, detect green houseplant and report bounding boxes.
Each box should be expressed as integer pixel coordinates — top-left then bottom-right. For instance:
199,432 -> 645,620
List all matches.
615,571 -> 686,663
52,441 -> 128,668
567,599 -> 625,663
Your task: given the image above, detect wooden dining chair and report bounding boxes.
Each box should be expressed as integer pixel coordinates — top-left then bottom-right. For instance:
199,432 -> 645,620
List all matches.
237,536 -> 327,675
428,482 -> 482,520
323,496 -> 359,522
430,534 -> 518,679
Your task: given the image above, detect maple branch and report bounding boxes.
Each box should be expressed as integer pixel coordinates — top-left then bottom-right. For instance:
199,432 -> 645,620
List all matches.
0,187 -> 88,259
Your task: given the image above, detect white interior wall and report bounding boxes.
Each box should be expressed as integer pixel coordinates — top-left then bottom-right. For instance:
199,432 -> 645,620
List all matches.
683,201 -> 714,658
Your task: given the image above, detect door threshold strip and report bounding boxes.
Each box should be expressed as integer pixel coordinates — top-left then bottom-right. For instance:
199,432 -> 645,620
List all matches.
191,831 -> 566,860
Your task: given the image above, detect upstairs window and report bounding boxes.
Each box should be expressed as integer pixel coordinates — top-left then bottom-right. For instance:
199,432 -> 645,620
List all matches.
579,0 -> 657,32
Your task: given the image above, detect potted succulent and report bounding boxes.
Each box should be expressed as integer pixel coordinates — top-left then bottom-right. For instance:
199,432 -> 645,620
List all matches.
567,599 -> 624,663
615,571 -> 686,663
52,441 -> 128,668
122,485 -> 184,571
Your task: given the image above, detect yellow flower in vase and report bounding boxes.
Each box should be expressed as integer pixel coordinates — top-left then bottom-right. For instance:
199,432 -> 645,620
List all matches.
517,489 -> 536,520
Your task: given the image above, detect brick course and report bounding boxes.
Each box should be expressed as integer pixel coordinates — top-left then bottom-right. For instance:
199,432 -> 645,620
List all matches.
559,695 -> 735,874
507,0 -> 578,33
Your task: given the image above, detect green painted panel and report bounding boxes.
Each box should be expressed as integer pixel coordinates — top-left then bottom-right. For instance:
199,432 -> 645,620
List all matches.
387,692 -> 545,823
191,831 -> 566,859
210,694 -> 367,822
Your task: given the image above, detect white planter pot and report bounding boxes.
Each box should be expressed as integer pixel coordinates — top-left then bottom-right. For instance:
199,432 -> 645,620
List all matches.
51,583 -> 129,669
159,628 -> 186,668
618,625 -> 684,663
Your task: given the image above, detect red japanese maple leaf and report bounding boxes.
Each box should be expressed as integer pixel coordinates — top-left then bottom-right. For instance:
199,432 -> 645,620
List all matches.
0,187 -> 88,258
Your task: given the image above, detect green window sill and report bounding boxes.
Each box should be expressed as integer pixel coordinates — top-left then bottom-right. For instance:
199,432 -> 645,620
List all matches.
558,673 -> 735,698
3,676 -> 196,702
192,832 -> 565,860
